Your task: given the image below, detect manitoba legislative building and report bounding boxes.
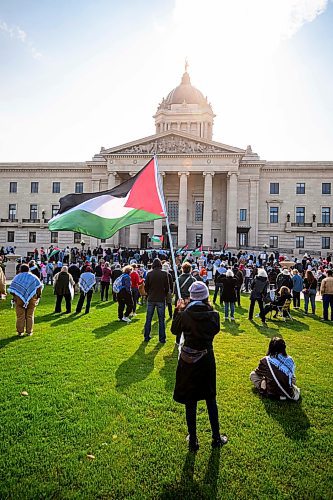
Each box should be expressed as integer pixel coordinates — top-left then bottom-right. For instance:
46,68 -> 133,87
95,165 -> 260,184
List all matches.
1,68 -> 333,256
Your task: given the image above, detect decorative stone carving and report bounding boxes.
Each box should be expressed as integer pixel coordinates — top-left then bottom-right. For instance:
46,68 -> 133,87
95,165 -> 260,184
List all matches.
117,135 -> 223,154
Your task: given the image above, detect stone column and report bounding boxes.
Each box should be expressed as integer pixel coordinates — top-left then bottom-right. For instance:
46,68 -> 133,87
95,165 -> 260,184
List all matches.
129,171 -> 139,248
178,172 -> 189,247
226,172 -> 238,249
202,172 -> 214,249
249,179 -> 259,246
153,172 -> 165,245
107,168 -> 119,247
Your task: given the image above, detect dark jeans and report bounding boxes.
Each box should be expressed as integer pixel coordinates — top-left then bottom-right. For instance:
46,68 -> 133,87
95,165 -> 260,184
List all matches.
293,291 -> 300,308
144,301 -> 166,342
304,289 -> 316,313
132,288 -> 140,312
185,399 -> 220,442
244,277 -> 251,292
100,281 -> 110,301
55,294 -> 71,313
323,294 -> 333,320
167,302 -> 172,318
117,289 -> 133,319
76,290 -> 93,314
249,298 -> 264,320
213,284 -> 223,303
235,287 -> 241,306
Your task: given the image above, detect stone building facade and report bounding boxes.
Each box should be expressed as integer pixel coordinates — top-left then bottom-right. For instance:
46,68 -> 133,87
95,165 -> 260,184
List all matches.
0,68 -> 332,256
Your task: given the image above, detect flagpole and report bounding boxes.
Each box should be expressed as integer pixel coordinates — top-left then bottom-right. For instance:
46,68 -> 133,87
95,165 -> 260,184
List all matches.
154,155 -> 181,299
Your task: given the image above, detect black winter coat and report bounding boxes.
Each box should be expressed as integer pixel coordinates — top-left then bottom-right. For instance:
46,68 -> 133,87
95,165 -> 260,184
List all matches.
220,276 -> 237,302
250,276 -> 269,300
171,302 -> 220,404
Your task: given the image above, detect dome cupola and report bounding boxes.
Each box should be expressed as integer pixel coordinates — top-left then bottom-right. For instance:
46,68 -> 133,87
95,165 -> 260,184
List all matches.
154,62 -> 215,140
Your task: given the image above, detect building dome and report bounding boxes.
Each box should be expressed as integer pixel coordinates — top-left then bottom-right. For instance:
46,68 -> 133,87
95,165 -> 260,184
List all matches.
164,71 -> 207,106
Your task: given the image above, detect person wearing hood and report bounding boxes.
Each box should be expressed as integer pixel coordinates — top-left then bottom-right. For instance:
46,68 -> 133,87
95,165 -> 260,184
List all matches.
53,265 -> 75,314
276,268 -> 293,292
8,264 -> 43,336
248,268 -> 269,323
76,266 -> 96,314
171,281 -> 228,452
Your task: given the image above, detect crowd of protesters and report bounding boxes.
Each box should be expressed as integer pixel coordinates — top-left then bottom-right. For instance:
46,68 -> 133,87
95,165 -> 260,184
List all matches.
1,244 -> 333,451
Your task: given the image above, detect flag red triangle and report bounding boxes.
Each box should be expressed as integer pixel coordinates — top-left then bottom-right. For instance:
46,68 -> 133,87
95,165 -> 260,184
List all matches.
125,158 -> 165,217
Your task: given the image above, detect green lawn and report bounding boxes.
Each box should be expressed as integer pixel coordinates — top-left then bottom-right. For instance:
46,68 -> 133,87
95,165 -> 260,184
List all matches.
0,288 -> 332,499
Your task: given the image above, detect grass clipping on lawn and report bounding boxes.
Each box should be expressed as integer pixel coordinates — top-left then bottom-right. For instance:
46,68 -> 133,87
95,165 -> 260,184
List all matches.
0,288 -> 332,499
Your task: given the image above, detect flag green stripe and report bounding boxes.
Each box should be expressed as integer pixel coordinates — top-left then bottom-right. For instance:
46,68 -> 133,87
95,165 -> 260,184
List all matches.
48,209 -> 163,239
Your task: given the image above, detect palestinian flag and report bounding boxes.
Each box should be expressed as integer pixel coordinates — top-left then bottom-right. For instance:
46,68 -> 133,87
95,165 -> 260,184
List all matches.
176,244 -> 188,254
151,235 -> 164,243
48,158 -> 166,239
48,247 -> 60,259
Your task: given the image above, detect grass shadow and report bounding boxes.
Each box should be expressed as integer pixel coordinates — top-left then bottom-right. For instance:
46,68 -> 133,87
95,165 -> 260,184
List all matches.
95,301 -> 114,309
50,313 -> 82,327
92,320 -> 130,338
115,342 -> 162,392
35,312 -> 59,324
262,397 -> 310,441
0,334 -> 23,349
159,348 -> 178,392
249,320 -> 278,338
159,448 -> 221,499
221,320 -> 246,336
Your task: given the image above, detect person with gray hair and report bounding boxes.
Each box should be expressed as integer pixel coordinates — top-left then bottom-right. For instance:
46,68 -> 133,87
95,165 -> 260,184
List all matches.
53,265 -> 75,314
248,268 -> 269,324
220,269 -> 238,320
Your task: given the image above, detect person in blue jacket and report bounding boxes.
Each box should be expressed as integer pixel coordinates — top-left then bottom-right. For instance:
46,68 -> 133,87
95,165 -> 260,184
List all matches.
292,269 -> 303,309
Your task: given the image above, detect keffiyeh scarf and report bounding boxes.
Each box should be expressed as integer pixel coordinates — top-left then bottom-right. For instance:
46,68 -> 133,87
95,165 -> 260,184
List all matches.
8,272 -> 42,308
79,272 -> 96,293
269,354 -> 295,385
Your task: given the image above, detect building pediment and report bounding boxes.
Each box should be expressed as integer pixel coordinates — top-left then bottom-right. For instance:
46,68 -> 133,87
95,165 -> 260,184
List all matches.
99,131 -> 245,157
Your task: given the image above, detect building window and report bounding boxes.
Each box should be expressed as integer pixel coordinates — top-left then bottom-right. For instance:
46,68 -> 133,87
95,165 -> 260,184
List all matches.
322,237 -> 330,249
239,233 -> 248,247
101,239 -> 106,243
195,201 -> 204,222
75,182 -> 83,194
9,182 -> 17,193
8,231 -> 14,242
50,232 -> 58,244
239,209 -> 247,222
29,232 -> 36,243
52,182 -> 60,193
270,183 -> 279,195
74,232 -> 81,244
167,201 -> 179,222
269,207 -> 279,223
296,236 -> 304,248
31,182 -> 39,193
322,183 -> 331,195
195,234 -> 202,247
322,207 -> 331,224
269,236 -> 278,248
52,204 -> 60,217
30,204 -> 38,220
296,207 -> 305,224
8,204 -> 17,221
296,183 -> 305,194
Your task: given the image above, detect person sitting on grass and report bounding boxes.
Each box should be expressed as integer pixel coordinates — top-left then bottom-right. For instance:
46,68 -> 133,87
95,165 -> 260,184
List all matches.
250,337 -> 300,401
171,281 -> 228,452
261,286 -> 292,324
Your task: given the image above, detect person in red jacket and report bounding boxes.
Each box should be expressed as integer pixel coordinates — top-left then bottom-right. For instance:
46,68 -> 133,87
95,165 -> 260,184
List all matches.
130,264 -> 142,315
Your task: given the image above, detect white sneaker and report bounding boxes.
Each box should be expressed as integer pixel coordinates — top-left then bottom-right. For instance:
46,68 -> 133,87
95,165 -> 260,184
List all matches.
18,332 -> 24,337
230,317 -> 235,321
122,317 -> 131,323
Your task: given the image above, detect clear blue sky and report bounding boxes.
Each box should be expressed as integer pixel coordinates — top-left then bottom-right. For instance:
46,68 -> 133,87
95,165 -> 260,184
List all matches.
1,0 -> 332,161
